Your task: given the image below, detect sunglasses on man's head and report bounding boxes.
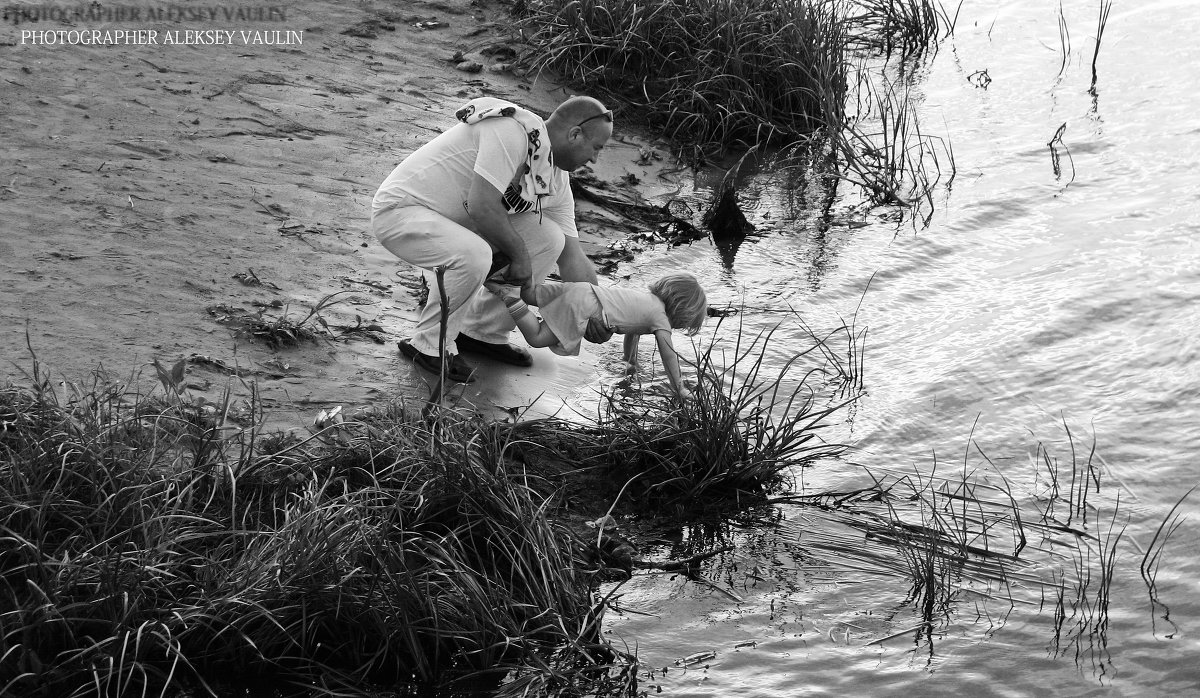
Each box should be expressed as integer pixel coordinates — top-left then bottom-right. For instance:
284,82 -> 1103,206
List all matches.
575,109 -> 613,129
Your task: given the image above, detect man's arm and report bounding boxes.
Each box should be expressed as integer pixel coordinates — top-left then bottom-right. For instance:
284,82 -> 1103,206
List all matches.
466,173 -> 532,286
555,235 -> 598,284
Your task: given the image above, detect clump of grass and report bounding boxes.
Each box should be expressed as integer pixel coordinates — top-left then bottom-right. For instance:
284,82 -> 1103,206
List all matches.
838,68 -> 955,214
516,0 -> 952,152
542,318 -> 857,513
845,0 -> 960,57
0,358 -> 638,697
1030,417 -> 1098,530
1048,496 -> 1125,677
517,0 -> 849,151
517,0 -> 955,222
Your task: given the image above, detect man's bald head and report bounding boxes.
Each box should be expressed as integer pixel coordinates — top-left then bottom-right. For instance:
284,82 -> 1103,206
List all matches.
548,96 -> 610,127
546,95 -> 613,172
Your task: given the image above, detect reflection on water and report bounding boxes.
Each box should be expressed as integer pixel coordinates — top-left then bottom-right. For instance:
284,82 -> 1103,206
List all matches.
576,0 -> 1200,695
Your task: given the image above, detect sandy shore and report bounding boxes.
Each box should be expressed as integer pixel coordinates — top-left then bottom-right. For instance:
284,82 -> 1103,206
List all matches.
1,0 -> 680,430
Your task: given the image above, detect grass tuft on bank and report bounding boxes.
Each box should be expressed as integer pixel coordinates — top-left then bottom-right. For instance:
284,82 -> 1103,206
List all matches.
516,0 -> 958,213
519,317 -> 858,514
518,0 -> 848,150
1,314 -> 861,696
0,357 -> 637,696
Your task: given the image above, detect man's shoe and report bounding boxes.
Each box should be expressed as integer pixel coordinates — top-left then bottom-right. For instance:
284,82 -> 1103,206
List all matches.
398,340 -> 476,383
455,333 -> 533,367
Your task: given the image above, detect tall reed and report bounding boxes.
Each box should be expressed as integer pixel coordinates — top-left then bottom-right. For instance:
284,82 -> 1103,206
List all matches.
1089,0 -> 1113,94
1140,487 -> 1193,640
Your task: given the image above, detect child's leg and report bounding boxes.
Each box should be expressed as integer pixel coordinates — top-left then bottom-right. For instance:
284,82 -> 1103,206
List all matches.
500,294 -> 561,348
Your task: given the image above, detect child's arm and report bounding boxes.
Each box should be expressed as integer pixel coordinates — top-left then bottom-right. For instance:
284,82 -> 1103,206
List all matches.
653,330 -> 689,398
622,333 -> 641,367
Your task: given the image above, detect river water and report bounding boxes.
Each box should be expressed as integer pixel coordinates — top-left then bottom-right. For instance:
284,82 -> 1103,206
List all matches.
565,1 -> 1200,695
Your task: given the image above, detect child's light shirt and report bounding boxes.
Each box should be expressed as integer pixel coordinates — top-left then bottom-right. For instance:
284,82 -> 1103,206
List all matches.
592,285 -> 671,335
534,282 -> 670,356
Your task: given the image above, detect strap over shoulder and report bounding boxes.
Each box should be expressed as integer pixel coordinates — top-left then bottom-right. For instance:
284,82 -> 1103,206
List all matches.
454,97 -> 553,214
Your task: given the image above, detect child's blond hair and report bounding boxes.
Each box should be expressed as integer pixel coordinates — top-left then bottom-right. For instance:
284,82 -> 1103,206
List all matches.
648,273 -> 707,335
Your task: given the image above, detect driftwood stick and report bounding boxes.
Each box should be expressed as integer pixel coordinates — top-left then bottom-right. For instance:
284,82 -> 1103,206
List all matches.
633,545 -> 734,571
422,265 -> 450,420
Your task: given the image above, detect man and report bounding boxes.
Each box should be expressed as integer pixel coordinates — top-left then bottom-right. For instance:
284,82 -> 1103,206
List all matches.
372,95 -> 614,382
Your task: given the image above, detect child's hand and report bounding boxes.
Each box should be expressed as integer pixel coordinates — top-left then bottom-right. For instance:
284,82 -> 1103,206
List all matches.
677,387 -> 693,401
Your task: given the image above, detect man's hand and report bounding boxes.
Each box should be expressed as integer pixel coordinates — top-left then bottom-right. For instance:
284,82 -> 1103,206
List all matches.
487,251 -> 511,281
502,254 -> 532,290
467,173 -> 534,288
584,317 -> 613,344
520,282 -> 537,306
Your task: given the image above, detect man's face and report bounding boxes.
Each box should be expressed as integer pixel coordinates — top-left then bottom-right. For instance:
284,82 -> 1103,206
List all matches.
556,120 -> 612,172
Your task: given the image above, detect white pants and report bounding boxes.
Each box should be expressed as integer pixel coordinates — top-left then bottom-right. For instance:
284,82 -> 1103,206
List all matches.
372,205 -> 566,356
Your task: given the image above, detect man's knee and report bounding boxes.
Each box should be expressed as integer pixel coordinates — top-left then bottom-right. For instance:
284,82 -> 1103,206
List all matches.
375,206 -> 494,273
459,245 -> 492,278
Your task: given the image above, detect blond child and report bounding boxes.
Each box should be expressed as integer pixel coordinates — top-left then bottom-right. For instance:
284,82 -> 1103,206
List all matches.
492,274 -> 707,398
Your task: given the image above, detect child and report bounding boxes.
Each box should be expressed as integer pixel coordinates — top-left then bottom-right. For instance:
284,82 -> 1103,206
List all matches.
492,274 -> 707,399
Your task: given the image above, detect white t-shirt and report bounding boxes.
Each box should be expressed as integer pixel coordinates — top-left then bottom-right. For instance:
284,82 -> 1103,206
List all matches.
593,285 -> 672,335
535,282 -> 671,356
372,118 -> 578,237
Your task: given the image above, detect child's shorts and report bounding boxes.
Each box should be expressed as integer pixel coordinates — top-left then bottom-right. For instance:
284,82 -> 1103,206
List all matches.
534,281 -> 604,356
